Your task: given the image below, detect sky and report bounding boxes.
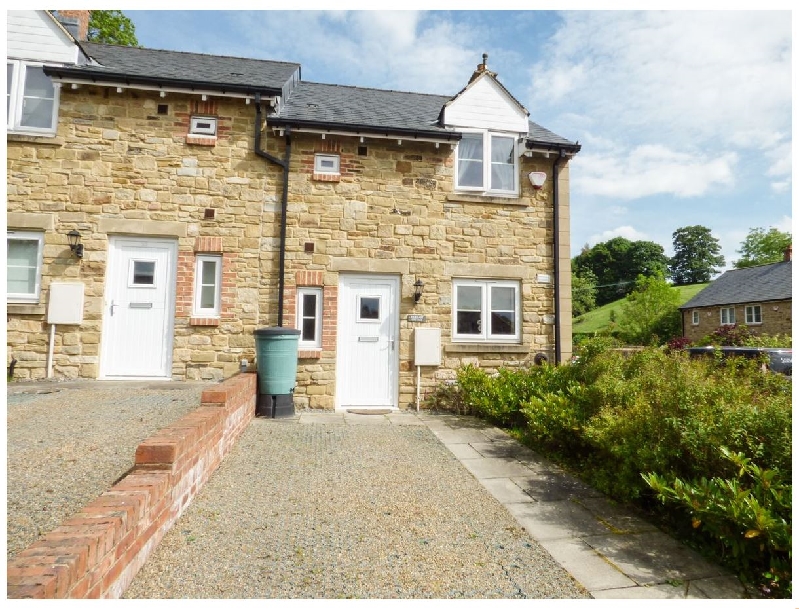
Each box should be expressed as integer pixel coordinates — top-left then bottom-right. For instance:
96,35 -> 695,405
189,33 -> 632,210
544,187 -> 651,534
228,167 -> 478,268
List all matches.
121,6 -> 793,272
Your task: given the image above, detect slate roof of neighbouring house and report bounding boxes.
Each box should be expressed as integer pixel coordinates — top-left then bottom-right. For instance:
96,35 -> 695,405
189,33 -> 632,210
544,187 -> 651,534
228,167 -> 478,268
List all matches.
679,261 -> 792,309
44,43 -> 579,149
48,42 -> 301,95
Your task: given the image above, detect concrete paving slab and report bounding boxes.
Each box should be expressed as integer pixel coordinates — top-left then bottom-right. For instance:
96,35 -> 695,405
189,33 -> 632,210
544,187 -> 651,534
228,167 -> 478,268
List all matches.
431,428 -> 494,445
591,583 -> 697,599
574,496 -> 658,534
689,575 -> 748,599
583,531 -> 727,586
511,472 -> 604,502
297,413 -> 345,424
445,443 -> 484,460
386,414 -> 426,426
504,500 -> 609,541
343,413 -> 392,425
459,457 -> 538,479
479,427 -> 513,441
537,537 -> 637,592
469,441 -> 530,459
480,478 -> 535,504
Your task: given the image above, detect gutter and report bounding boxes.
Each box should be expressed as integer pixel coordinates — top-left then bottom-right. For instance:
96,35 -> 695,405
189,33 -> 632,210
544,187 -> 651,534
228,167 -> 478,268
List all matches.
268,118 -> 462,143
254,93 -> 291,327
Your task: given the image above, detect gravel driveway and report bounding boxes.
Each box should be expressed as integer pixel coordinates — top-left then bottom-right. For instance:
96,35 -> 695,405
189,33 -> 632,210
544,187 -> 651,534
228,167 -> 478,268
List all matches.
124,415 -> 590,599
6,381 -> 210,558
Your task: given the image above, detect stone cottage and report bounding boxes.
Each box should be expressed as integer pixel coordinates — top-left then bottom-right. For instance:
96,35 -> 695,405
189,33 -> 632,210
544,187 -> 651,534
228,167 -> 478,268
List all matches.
6,10 -> 581,410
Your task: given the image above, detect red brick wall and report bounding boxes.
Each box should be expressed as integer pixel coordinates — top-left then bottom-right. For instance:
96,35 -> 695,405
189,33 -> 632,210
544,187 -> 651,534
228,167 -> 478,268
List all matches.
6,373 -> 257,599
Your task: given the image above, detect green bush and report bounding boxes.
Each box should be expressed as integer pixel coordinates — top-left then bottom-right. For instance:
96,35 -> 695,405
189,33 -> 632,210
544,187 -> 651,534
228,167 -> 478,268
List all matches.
644,448 -> 791,598
430,338 -> 792,596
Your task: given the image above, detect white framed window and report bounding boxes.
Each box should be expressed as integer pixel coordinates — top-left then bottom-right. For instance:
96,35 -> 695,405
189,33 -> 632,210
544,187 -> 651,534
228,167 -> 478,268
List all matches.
452,279 -> 520,342
193,255 -> 222,317
691,310 -> 700,325
297,287 -> 323,349
7,60 -> 59,135
7,231 -> 44,303
189,115 -> 217,137
455,130 -> 518,196
720,306 -> 736,325
745,305 -> 762,325
314,153 -> 340,175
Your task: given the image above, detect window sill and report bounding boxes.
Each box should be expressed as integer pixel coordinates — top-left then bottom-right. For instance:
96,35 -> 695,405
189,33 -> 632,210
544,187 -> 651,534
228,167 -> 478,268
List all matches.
7,303 -> 45,315
445,343 -> 527,354
190,316 -> 220,326
447,193 -> 525,206
313,173 -> 340,182
186,135 -> 217,146
7,132 -> 60,145
298,349 -> 322,359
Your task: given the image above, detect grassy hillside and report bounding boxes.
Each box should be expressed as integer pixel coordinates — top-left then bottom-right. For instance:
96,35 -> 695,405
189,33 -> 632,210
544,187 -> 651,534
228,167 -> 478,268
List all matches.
573,283 -> 708,336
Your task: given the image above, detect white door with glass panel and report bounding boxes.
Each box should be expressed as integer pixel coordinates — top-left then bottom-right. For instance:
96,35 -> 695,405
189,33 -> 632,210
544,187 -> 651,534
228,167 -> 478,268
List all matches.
336,274 -> 399,409
100,237 -> 177,379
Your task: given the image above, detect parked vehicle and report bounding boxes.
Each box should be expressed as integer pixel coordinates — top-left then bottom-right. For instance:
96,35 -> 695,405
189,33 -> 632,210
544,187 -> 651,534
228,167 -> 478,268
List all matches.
686,346 -> 792,375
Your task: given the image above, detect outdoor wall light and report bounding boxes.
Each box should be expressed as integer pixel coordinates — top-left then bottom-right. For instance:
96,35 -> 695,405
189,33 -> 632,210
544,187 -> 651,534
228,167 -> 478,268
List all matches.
528,171 -> 546,190
413,279 -> 424,303
67,229 -> 84,259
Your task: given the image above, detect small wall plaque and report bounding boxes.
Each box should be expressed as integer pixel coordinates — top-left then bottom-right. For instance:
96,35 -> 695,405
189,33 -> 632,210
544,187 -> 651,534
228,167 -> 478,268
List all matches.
543,314 -> 556,324
537,273 -> 551,283
407,314 -> 426,322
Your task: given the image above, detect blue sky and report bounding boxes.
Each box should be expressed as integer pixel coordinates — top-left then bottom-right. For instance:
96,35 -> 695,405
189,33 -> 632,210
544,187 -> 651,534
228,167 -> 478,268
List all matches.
125,8 -> 793,270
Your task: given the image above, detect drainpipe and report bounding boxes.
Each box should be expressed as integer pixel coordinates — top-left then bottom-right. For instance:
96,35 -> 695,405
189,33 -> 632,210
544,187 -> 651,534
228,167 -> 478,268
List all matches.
552,149 -> 567,364
254,93 -> 291,327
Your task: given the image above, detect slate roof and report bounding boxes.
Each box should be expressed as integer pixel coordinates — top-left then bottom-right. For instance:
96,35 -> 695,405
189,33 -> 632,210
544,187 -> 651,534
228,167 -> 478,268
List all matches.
679,261 -> 792,309
43,43 -> 579,149
270,81 -> 459,140
46,43 -> 300,95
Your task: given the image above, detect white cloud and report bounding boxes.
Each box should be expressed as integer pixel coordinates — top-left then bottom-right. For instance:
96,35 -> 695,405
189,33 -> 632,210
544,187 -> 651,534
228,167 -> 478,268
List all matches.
572,143 -> 738,199
587,225 -> 650,246
529,11 -> 791,154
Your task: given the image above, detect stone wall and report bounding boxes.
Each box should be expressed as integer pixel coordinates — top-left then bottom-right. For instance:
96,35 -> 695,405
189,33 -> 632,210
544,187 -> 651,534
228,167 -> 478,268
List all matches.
7,84 -> 574,408
681,299 -> 792,342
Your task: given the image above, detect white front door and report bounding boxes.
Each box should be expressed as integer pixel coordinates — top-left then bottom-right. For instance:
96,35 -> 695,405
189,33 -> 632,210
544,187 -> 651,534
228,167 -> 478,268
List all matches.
336,274 -> 399,410
99,236 -> 177,379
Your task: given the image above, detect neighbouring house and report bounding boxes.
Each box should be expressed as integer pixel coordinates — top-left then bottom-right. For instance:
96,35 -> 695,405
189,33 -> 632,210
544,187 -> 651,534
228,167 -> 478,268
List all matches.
679,248 -> 792,342
6,10 -> 581,410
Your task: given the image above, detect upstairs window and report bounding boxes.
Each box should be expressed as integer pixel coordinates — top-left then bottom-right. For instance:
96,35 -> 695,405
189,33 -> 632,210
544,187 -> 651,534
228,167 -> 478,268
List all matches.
189,115 -> 217,137
455,131 -> 517,196
7,231 -> 44,303
7,61 -> 59,135
314,153 -> 340,175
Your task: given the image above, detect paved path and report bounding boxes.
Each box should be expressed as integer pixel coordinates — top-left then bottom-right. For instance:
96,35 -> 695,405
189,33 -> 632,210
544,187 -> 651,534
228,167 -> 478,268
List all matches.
420,412 -> 748,599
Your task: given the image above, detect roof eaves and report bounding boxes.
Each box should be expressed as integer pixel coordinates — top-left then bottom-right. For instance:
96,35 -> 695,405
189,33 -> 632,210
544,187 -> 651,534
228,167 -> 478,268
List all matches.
268,117 -> 462,141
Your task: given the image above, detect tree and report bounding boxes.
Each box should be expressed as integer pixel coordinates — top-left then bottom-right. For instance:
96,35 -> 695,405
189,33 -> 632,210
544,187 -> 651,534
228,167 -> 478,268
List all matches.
88,10 -> 138,46
618,274 -> 681,345
669,225 -> 725,285
733,227 -> 792,268
573,237 -> 669,306
571,265 -> 597,317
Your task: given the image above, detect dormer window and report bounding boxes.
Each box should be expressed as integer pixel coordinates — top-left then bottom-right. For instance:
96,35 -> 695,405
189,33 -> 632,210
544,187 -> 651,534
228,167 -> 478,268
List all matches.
455,130 -> 517,196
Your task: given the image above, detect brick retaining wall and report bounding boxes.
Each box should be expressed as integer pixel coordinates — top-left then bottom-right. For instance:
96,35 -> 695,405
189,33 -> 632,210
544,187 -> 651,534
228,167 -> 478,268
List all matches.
7,372 -> 257,599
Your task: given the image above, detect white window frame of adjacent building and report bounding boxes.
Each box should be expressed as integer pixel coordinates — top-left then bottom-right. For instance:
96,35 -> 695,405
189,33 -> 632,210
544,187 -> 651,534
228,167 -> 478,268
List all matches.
454,130 -> 518,196
314,153 -> 340,175
296,287 -> 323,349
691,310 -> 700,325
7,231 -> 44,303
452,279 -> 521,343
7,60 -> 60,136
192,255 -> 222,317
720,306 -> 736,326
745,304 -> 762,325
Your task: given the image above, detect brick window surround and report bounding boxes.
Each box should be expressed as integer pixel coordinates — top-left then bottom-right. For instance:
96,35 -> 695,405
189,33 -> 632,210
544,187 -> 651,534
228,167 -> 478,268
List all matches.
176,236 -> 234,327
284,270 -> 337,359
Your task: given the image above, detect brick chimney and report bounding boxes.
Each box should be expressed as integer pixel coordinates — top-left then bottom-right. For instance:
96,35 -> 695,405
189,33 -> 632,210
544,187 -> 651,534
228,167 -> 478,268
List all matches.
54,10 -> 90,41
784,245 -> 792,262
468,53 -> 498,84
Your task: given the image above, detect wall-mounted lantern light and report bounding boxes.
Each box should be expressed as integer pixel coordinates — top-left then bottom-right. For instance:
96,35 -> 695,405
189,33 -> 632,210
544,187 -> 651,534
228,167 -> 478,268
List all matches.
413,279 -> 424,303
528,171 -> 546,190
67,229 -> 84,259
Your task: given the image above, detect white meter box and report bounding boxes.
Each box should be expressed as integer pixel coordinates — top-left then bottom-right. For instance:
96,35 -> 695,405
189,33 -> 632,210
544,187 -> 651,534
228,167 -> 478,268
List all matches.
414,327 -> 441,366
47,282 -> 84,324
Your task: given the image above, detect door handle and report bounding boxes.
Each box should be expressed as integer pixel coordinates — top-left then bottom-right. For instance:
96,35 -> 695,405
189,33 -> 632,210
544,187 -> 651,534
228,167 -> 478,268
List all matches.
390,338 -> 395,351
110,300 -> 118,316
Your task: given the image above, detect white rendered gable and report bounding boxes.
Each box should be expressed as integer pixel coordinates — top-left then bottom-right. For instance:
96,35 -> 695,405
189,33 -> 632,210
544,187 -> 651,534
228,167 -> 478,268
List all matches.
7,10 -> 80,64
442,75 -> 529,134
